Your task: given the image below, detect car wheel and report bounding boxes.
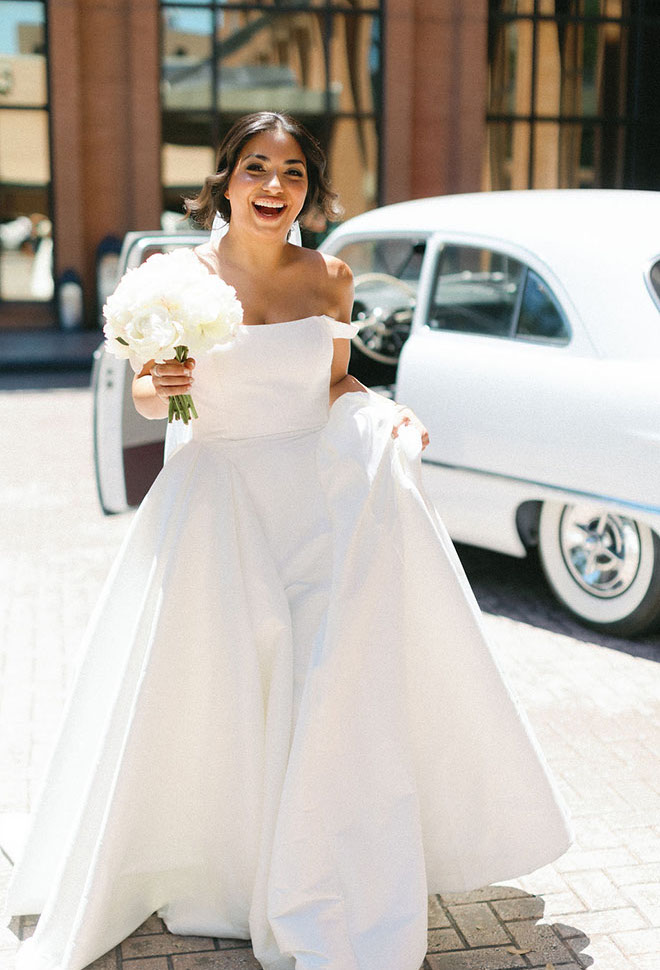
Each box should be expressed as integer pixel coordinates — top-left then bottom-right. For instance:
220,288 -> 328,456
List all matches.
351,273 -> 416,366
538,501 -> 660,637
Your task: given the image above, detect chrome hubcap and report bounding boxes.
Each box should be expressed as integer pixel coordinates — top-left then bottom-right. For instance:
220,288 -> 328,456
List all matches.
559,505 -> 641,598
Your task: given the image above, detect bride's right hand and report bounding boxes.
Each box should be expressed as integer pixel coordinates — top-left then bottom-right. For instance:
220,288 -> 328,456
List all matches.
150,358 -> 196,404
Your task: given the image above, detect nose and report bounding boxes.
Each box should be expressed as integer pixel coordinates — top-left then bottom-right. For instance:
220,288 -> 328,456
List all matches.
263,170 -> 283,192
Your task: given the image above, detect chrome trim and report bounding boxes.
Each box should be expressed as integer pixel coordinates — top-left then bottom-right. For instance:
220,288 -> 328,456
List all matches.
420,457 -> 660,518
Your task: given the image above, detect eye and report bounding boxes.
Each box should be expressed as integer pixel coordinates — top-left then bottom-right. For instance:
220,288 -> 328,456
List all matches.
246,163 -> 264,172
287,168 -> 305,178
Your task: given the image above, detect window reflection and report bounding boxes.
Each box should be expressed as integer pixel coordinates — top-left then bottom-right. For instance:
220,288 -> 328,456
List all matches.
0,0 -> 52,304
429,246 -> 524,338
330,14 -> 380,114
517,269 -> 570,341
328,117 -> 378,220
649,260 -> 660,307
161,7 -> 214,110
216,12 -> 328,115
486,0 -> 632,190
160,1 -> 383,229
336,238 -> 426,282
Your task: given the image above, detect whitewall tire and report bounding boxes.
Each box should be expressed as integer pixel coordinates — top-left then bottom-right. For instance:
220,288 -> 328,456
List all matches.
538,501 -> 660,637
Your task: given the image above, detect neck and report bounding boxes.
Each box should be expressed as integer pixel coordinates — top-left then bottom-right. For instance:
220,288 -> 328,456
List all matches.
218,223 -> 289,273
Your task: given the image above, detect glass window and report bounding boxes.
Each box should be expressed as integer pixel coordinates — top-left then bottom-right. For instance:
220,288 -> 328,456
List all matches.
649,259 -> 660,308
215,12 -> 327,116
330,14 -> 380,115
485,1 -> 656,191
516,269 -> 570,341
0,0 -> 52,305
428,245 -> 524,337
334,237 -> 426,283
333,237 -> 419,363
328,116 -> 379,219
334,237 -> 424,336
160,1 -> 383,231
161,7 -> 214,111
488,18 -> 533,118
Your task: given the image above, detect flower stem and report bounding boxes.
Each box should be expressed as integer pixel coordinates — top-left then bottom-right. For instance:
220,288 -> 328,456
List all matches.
166,346 -> 198,424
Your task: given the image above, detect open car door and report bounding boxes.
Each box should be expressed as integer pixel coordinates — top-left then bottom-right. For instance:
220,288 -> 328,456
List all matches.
92,231 -> 207,514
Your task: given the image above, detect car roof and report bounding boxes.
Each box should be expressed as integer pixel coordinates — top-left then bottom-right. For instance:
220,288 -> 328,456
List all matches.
325,190 -> 660,357
328,189 -> 660,264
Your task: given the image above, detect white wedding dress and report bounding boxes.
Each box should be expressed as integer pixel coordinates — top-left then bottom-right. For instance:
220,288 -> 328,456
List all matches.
4,314 -> 573,970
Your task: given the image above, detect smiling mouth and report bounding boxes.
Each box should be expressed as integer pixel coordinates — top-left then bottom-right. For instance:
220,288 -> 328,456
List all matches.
253,200 -> 287,218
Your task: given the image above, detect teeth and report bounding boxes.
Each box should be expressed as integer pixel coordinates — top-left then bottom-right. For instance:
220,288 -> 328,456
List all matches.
255,200 -> 285,210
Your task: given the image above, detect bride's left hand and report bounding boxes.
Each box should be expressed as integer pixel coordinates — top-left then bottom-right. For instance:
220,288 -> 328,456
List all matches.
391,405 -> 430,450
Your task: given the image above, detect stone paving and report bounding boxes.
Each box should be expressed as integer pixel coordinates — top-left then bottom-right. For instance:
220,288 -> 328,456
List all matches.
1,385 -> 660,970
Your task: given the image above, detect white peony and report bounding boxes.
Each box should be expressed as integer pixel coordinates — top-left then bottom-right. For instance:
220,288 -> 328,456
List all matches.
103,248 -> 243,423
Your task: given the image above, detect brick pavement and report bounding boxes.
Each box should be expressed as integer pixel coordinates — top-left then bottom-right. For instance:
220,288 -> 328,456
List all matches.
1,386 -> 660,970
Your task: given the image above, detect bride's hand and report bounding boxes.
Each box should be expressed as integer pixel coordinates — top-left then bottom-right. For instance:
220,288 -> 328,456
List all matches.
150,358 -> 196,404
391,405 -> 430,450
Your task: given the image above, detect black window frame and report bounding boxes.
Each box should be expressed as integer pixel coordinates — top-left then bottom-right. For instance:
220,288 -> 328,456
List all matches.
486,0 -> 660,190
159,0 -> 385,225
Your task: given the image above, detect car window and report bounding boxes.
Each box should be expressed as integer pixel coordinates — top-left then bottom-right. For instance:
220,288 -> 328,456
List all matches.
136,243 -> 197,264
650,259 -> 660,306
334,238 -> 426,284
428,245 -> 524,336
516,269 -> 570,342
332,238 -> 423,364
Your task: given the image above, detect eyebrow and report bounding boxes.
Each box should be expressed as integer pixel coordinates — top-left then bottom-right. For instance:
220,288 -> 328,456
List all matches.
244,153 -> 306,165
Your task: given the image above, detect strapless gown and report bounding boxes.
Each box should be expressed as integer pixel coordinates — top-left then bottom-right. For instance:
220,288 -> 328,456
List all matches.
3,315 -> 573,970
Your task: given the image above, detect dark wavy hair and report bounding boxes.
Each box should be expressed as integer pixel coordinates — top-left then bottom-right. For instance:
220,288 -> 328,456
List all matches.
184,112 -> 342,229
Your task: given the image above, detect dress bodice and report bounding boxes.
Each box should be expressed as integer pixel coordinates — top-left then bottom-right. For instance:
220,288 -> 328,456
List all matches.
190,315 -> 359,441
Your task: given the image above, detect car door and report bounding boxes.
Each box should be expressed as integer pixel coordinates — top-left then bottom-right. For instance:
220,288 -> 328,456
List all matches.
92,231 -> 207,514
394,231 -> 621,498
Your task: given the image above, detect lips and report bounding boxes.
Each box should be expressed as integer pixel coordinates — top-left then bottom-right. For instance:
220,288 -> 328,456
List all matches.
253,199 -> 287,219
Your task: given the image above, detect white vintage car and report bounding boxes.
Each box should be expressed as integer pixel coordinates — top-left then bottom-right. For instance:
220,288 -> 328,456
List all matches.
93,190 -> 660,637
320,189 -> 660,638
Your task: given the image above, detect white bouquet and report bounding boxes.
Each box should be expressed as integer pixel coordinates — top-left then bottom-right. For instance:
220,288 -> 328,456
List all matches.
103,248 -> 243,424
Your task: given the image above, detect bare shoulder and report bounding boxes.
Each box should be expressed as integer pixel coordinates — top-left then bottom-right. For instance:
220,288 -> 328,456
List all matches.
290,247 -> 353,309
319,250 -> 352,279
290,245 -> 351,279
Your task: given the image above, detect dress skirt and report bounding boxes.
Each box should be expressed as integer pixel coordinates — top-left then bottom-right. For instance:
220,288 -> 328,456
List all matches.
3,388 -> 573,970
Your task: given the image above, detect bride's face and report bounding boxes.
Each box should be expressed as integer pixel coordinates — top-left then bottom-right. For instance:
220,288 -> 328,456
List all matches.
224,128 -> 309,236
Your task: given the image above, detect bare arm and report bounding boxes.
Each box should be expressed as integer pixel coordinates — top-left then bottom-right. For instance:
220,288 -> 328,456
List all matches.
327,259 -> 369,405
326,259 -> 429,449
132,358 -> 196,420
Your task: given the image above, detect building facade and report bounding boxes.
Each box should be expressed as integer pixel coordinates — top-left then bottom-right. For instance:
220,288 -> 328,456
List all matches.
0,0 -> 658,330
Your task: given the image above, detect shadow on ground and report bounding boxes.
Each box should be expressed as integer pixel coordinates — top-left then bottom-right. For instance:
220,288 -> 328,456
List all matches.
456,542 -> 660,662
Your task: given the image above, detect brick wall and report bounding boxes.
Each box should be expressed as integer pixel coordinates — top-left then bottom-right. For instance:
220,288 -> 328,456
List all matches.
48,0 -> 162,324
383,0 -> 488,203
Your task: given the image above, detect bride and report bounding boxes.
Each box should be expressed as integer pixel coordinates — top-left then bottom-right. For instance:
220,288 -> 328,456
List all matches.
4,111 -> 573,970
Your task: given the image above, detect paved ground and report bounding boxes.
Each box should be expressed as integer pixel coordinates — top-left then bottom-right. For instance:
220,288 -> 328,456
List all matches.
1,384 -> 660,970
